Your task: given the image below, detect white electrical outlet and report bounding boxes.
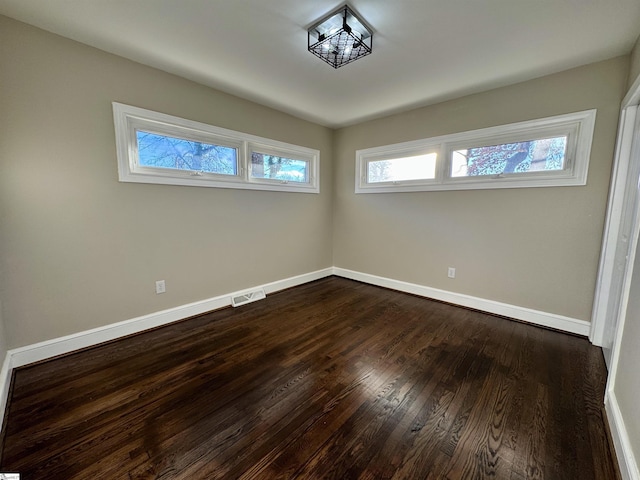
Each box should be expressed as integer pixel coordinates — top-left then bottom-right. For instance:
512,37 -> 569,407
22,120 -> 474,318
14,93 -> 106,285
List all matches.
155,280 -> 166,294
447,267 -> 456,278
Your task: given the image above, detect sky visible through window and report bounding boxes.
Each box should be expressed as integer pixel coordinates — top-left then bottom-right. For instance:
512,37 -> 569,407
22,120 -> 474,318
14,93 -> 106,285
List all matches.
136,131 -> 237,175
367,153 -> 437,183
251,153 -> 308,182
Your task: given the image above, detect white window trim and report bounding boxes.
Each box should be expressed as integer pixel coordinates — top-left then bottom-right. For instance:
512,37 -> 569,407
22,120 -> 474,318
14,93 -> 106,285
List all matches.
113,102 -> 320,193
355,109 -> 596,193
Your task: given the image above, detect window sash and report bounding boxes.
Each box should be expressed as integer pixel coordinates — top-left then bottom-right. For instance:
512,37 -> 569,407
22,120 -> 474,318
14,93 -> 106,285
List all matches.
130,121 -> 243,182
248,142 -> 315,186
359,144 -> 442,187
449,136 -> 568,179
366,154 -> 437,183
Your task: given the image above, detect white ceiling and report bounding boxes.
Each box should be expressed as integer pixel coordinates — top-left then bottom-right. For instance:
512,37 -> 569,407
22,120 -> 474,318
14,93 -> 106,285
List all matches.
1,1 -> 639,128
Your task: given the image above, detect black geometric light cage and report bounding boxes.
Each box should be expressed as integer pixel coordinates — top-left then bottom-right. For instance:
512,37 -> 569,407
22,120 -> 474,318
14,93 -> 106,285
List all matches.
308,5 -> 373,69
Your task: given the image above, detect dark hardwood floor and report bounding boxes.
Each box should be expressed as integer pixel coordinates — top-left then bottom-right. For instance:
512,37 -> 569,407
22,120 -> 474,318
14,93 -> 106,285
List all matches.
0,277 -> 618,479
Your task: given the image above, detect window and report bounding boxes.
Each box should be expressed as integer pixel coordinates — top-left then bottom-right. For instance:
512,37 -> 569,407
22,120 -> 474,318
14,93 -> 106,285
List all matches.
367,153 -> 437,183
249,144 -> 311,184
113,103 -> 319,193
356,110 -> 596,193
136,130 -> 238,176
450,136 -> 567,178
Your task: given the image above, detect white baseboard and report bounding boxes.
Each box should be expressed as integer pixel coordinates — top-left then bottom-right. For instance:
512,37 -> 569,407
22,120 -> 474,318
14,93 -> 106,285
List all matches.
6,266 -> 588,371
0,265 -> 591,434
333,267 -> 591,336
0,267 -> 333,432
0,351 -> 11,429
606,390 -> 640,480
9,268 -> 333,370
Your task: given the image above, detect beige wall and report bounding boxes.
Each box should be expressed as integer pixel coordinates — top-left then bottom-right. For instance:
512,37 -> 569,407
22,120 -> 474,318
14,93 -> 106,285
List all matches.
0,16 -> 334,348
333,57 -> 628,320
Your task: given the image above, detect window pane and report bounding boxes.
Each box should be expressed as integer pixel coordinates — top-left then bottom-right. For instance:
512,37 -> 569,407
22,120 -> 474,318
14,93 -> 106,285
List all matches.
251,152 -> 309,183
367,153 -> 437,183
451,136 -> 567,178
136,131 -> 237,175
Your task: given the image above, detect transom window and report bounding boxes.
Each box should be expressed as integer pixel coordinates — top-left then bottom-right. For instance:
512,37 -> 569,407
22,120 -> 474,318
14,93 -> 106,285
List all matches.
136,130 -> 238,175
113,103 -> 319,193
249,146 -> 311,184
367,153 -> 437,183
450,136 -> 568,178
251,154 -> 309,183
356,110 -> 596,193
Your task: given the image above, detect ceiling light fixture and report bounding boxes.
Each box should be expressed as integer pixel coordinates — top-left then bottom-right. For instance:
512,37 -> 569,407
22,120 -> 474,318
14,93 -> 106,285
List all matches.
308,5 -> 373,69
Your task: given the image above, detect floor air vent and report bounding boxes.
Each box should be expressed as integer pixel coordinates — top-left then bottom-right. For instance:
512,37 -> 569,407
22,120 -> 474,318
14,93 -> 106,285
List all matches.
231,288 -> 266,307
